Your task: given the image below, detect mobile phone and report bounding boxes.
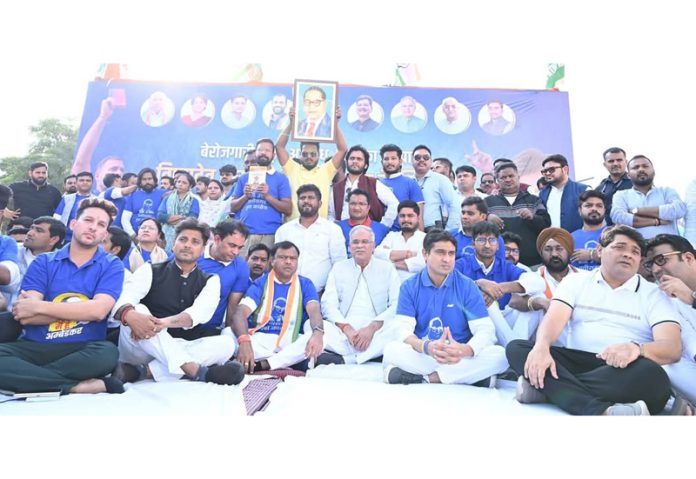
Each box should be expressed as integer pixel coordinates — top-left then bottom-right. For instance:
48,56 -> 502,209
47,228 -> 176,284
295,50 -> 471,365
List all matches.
109,88 -> 127,108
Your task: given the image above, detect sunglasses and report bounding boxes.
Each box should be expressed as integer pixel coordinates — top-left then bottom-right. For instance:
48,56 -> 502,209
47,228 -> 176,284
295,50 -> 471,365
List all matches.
413,154 -> 431,162
540,165 -> 561,175
643,251 -> 682,269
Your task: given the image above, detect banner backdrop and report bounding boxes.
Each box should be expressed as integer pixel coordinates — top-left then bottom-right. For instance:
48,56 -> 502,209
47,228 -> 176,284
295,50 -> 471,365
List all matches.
73,80 -> 573,193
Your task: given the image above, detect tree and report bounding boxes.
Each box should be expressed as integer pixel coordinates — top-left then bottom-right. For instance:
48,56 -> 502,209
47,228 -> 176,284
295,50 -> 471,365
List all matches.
0,118 -> 77,185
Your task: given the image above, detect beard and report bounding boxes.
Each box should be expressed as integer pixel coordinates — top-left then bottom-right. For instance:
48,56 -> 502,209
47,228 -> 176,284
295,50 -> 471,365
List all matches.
545,257 -> 569,273
256,155 -> 271,167
400,224 -> 417,233
347,165 -> 364,175
141,183 -> 155,192
632,175 -> 653,187
583,213 -> 605,226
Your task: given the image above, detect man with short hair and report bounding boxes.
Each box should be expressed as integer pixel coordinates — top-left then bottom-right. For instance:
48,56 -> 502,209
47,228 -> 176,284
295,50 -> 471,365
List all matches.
276,108 -> 347,220
320,225 -> 402,364
337,189 -> 390,255
100,172 -> 138,229
247,243 -> 270,282
0,225 -> 20,312
374,200 -> 426,282
412,145 -> 460,231
478,172 -> 497,196
275,184 -> 346,293
0,198 -> 125,395
507,225 -> 683,415
455,165 -> 487,206
121,168 -> 168,237
350,95 -> 380,132
538,154 -> 589,232
611,155 -> 686,239
231,241 -> 324,373
382,229 -> 508,386
242,151 -> 257,173
432,158 -> 455,184
218,164 -> 238,197
379,143 -> 425,231
230,138 -> 293,257
112,219 -> 243,385
18,217 -> 66,275
644,234 -> 696,408
595,147 -> 632,226
195,176 -> 210,202
159,176 -> 174,190
9,162 -> 62,220
329,145 -> 399,228
570,190 -> 607,271
501,232 -> 529,271
486,162 -> 551,266
63,175 -> 77,195
54,171 -> 98,242
450,196 -> 505,261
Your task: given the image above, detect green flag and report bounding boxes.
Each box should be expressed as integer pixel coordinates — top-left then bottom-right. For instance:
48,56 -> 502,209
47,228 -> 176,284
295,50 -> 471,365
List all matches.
546,63 -> 565,90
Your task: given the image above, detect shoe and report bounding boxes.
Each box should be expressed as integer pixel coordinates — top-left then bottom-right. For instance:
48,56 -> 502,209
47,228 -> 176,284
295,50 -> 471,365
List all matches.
384,365 -> 425,385
498,368 -> 519,382
606,400 -> 650,416
473,375 -> 498,389
102,376 -> 125,394
315,352 -> 345,366
111,362 -> 142,384
515,376 -> 547,404
205,361 -> 245,386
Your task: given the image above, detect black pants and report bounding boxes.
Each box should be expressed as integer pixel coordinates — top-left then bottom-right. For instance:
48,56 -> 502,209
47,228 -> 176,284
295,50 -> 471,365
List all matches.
506,339 -> 671,415
0,312 -> 21,343
0,340 -> 118,394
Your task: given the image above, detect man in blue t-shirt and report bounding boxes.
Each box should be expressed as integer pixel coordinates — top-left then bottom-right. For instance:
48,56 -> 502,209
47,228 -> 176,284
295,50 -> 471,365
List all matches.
0,198 -> 125,395
100,172 -> 138,229
382,229 -> 508,385
337,189 -> 389,255
121,168 -> 167,237
230,241 -> 325,373
197,220 -> 251,330
229,138 -> 293,257
379,144 -> 425,231
53,171 -> 97,241
570,190 -> 607,271
450,196 -> 506,261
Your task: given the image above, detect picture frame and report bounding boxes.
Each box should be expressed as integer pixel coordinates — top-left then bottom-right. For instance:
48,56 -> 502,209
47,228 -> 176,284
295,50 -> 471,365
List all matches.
292,79 -> 338,142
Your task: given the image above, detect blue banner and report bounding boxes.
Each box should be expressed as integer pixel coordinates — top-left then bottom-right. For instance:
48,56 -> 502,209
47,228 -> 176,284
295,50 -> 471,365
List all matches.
73,80 -> 573,193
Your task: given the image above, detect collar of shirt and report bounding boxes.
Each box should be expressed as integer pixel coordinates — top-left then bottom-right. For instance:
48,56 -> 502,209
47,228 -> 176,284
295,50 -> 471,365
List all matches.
203,242 -> 231,266
50,243 -> 101,267
385,172 -> 403,179
594,269 -> 641,292
348,217 -> 372,227
419,269 -> 452,289
475,256 -> 496,275
173,260 -> 198,278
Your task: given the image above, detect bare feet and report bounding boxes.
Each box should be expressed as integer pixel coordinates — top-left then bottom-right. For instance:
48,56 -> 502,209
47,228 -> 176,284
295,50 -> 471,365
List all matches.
69,378 -> 107,394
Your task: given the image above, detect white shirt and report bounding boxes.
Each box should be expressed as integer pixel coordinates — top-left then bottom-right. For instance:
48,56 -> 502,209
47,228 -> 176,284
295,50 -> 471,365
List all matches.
684,178 -> 696,247
671,298 -> 696,362
547,184 -> 564,228
344,275 -> 377,328
328,175 -> 400,228
274,216 -> 347,291
374,230 -> 426,282
553,269 -> 679,353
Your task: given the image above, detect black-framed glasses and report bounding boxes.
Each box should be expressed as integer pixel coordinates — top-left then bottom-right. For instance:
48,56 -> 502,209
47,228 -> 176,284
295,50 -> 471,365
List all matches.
474,237 -> 498,246
643,251 -> 682,269
303,99 -> 325,107
540,165 -> 561,175
413,154 -> 431,162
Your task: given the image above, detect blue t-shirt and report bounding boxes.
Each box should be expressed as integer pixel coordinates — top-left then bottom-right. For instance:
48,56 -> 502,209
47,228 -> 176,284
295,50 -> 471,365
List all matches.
20,244 -> 125,344
231,171 -> 291,234
55,194 -> 92,240
449,229 -> 506,261
245,273 -> 318,334
103,186 -> 126,228
571,227 -> 606,271
198,254 -> 250,329
0,235 -> 19,263
380,175 -> 425,230
124,188 -> 167,232
337,220 -> 389,256
454,255 -> 525,310
397,269 -> 488,343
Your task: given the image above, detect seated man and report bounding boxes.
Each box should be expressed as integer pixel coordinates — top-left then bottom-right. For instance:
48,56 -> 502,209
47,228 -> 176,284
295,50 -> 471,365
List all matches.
0,198 -> 125,395
450,196 -> 505,261
320,225 -> 401,364
507,225 -> 683,415
382,230 -> 508,386
247,243 -> 270,282
337,188 -> 389,256
501,232 -> 530,271
18,216 -> 66,275
231,241 -> 324,373
112,219 -> 244,385
644,234 -> 696,409
455,221 -> 544,346
374,200 -> 426,282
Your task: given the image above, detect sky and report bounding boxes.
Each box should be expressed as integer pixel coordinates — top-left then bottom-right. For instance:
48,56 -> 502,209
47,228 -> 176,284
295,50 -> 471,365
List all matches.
1,0 -> 694,193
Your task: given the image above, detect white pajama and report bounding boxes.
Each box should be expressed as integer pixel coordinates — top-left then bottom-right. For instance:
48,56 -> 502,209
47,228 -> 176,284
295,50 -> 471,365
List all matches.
249,331 -> 311,370
382,341 -> 508,385
323,319 -> 403,364
662,358 -> 696,404
489,306 -> 545,346
117,305 -> 236,382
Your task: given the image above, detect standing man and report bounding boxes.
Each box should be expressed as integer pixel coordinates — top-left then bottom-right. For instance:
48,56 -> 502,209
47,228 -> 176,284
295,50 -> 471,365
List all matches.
611,155 -> 686,239
538,154 -> 589,232
454,165 -> 487,206
350,95 -> 380,132
247,243 -> 270,282
121,168 -> 167,237
507,225 -> 682,415
374,201 -> 426,282
63,175 -> 77,195
412,145 -> 460,231
329,145 -> 399,228
230,138 -> 292,256
478,172 -> 497,196
194,176 -> 210,202
595,147 -> 632,226
276,108 -> 347,220
570,190 -> 607,271
54,171 -> 97,242
485,162 -> 551,266
9,162 -> 62,221
379,144 -> 425,231
381,229 -> 508,386
275,184 -> 346,293
337,189 -> 390,255
100,172 -> 138,229
0,198 -> 125,395
218,164 -> 238,198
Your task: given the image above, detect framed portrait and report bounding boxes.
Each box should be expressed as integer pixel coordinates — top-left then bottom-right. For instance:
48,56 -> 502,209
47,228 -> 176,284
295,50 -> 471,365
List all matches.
292,79 -> 338,142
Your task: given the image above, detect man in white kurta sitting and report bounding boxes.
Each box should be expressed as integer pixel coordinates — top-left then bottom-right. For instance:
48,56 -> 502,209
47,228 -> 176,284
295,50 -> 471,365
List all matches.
318,225 -> 402,365
374,200 -> 426,283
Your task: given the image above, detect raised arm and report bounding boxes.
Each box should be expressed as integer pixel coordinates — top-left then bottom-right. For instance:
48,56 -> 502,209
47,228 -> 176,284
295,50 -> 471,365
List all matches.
72,98 -> 113,174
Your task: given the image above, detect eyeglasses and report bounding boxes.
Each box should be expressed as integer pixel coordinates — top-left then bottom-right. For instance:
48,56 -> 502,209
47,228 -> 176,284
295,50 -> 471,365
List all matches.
540,165 -> 561,175
413,154 -> 431,162
643,251 -> 682,269
301,151 -> 318,158
480,180 -> 495,185
303,99 -> 325,107
474,237 -> 498,246
505,247 -> 520,255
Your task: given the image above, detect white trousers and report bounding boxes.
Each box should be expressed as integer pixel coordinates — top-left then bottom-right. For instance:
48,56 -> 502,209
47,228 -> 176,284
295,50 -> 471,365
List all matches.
494,306 -> 569,347
382,341 -> 509,385
323,319 -> 403,364
663,357 -> 696,403
118,305 -> 236,382
249,331 -> 311,370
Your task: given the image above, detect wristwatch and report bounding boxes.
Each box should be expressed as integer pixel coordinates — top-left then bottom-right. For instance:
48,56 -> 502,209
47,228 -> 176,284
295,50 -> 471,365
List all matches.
631,207 -> 638,215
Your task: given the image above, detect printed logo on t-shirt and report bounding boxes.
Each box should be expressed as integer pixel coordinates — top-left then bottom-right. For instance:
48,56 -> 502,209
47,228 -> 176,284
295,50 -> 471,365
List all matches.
425,317 -> 444,340
46,292 -> 89,340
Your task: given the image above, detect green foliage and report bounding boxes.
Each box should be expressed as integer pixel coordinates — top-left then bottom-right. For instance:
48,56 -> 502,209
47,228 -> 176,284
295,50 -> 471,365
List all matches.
0,118 -> 77,185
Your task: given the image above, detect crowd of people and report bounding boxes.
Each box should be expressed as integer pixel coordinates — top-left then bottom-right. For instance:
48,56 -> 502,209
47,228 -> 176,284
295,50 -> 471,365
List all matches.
1,116 -> 695,416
